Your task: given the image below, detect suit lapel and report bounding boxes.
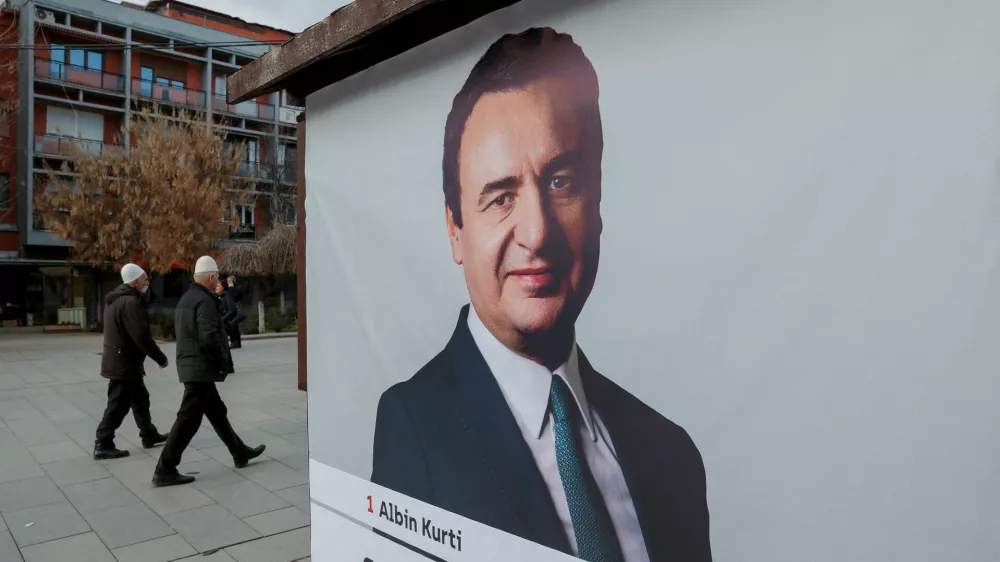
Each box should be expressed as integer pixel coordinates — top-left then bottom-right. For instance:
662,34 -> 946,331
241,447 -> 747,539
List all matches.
445,306 -> 572,555
578,349 -> 659,558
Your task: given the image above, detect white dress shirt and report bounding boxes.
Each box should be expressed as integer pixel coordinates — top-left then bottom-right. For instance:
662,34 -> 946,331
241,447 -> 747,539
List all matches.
467,306 -> 650,562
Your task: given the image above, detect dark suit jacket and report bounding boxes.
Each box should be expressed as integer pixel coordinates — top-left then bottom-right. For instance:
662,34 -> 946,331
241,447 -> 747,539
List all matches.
371,305 -> 712,561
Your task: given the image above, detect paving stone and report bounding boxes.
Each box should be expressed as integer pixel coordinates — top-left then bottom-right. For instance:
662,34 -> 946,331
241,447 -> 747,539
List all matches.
29,440 -> 88,464
0,512 -> 6,531
274,486 -> 310,513
0,475 -> 65,514
225,527 -> 310,562
106,458 -> 159,487
61,477 -> 141,514
242,506 -> 310,536
0,456 -> 45,485
201,480 -> 290,518
83,502 -> 174,549
282,432 -> 308,446
178,459 -> 247,491
4,501 -> 91,547
234,430 -> 293,450
238,461 -> 308,492
20,531 -> 115,562
176,551 -> 237,562
43,457 -> 111,486
253,420 -> 306,436
111,534 -> 197,562
0,530 -> 19,562
163,504 -> 260,553
129,482 -> 215,516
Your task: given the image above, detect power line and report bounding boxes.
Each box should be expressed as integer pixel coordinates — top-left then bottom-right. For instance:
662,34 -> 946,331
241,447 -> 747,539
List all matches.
0,39 -> 284,51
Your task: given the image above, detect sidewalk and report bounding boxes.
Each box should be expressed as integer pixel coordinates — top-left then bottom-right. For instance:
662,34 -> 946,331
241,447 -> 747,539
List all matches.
0,333 -> 310,562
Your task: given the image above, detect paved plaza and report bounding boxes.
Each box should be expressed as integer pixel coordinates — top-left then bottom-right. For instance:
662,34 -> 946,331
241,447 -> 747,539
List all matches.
0,333 -> 310,562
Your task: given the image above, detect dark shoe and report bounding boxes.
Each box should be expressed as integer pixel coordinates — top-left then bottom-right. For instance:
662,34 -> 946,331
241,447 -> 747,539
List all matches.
151,472 -> 196,487
93,447 -> 130,460
230,344 -> 242,349
234,444 -> 266,468
141,433 -> 168,449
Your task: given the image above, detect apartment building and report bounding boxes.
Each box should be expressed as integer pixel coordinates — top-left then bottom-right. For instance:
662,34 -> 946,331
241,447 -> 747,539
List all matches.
0,0 -> 299,330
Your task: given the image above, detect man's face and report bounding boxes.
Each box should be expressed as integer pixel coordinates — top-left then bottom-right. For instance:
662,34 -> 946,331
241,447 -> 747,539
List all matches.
447,77 -> 602,348
134,273 -> 149,292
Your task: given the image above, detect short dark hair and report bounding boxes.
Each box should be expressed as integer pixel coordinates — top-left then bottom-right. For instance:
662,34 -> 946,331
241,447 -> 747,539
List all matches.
442,27 -> 602,228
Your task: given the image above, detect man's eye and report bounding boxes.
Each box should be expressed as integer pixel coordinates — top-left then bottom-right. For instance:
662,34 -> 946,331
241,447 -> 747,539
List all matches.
548,176 -> 572,191
490,193 -> 513,208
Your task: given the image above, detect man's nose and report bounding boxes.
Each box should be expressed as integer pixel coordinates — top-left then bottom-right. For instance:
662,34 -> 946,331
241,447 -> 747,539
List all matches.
513,184 -> 550,251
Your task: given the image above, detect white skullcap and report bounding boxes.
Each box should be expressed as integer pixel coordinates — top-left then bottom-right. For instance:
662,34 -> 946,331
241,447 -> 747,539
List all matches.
120,263 -> 145,284
194,255 -> 219,275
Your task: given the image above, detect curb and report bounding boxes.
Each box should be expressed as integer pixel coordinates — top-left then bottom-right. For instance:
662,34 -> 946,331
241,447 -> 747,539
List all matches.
243,332 -> 298,341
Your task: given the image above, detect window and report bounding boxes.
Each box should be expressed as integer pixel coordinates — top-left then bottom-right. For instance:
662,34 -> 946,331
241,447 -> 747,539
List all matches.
237,205 -> 253,227
85,51 -> 102,71
0,174 -> 9,211
139,66 -> 153,96
215,73 -> 228,96
155,77 -> 185,88
50,45 -> 101,75
67,49 -> 101,71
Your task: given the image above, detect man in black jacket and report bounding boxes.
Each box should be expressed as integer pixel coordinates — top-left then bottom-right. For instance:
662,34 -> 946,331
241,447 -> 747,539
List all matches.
223,275 -> 244,349
94,263 -> 169,460
152,256 -> 265,487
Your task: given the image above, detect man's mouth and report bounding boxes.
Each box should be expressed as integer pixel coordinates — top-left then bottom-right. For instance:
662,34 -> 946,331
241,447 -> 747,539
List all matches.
507,266 -> 558,291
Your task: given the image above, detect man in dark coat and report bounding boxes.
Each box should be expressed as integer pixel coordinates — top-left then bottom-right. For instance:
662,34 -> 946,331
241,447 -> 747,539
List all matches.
223,275 -> 245,349
94,263 -> 169,460
152,256 -> 265,487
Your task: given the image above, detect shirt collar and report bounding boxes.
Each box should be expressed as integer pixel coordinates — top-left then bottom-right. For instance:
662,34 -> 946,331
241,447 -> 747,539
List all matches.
467,305 -> 596,442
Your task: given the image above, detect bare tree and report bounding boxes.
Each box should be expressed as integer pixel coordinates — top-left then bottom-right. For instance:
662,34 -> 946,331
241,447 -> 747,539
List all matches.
0,7 -> 20,218
34,107 -> 252,273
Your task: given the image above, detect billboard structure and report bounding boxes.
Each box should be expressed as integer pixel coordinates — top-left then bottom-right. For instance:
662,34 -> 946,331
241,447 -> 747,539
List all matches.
232,0 -> 1000,560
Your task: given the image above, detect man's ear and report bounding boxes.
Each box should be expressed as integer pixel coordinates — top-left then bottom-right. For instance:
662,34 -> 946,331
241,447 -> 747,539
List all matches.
446,203 -> 463,266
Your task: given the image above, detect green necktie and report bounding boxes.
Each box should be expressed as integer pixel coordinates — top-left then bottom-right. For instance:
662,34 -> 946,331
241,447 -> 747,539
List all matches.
550,375 -> 624,562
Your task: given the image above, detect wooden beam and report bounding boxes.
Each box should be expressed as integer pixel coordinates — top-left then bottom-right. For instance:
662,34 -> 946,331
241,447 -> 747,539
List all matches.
228,0 -> 521,103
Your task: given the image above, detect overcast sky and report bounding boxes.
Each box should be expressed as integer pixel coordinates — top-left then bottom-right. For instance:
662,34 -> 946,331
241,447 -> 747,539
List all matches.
115,0 -> 351,34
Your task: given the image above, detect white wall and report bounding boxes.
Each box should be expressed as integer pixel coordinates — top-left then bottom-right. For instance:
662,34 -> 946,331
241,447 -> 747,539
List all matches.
305,0 -> 1000,560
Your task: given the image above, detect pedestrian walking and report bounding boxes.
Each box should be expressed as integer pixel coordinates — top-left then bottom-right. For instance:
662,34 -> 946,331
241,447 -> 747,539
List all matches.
152,256 -> 265,487
94,263 -> 169,460
223,275 -> 245,349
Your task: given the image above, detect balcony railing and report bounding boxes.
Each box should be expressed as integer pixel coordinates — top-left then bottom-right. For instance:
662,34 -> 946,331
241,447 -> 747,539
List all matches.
234,161 -> 264,179
132,79 -> 207,108
35,58 -> 126,93
229,224 -> 257,240
212,95 -> 275,121
278,162 -> 297,183
34,133 -> 123,158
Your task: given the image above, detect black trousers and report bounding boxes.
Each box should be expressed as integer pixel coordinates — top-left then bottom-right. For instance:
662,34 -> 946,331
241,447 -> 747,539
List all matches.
156,382 -> 245,474
227,323 -> 242,347
95,378 -> 159,449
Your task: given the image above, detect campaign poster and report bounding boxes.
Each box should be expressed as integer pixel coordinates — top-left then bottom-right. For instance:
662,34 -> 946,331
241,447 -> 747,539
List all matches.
303,0 -> 1000,560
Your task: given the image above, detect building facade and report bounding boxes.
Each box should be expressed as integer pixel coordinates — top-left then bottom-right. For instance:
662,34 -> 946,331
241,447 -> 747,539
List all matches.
0,0 -> 299,330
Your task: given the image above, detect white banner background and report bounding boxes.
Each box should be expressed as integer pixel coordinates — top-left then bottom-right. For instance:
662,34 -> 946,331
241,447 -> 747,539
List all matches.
305,0 -> 1000,560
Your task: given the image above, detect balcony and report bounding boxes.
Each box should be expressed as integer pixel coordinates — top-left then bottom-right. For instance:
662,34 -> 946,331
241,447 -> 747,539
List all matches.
34,133 -> 123,158
229,224 -> 257,240
132,79 -> 207,108
278,162 -> 297,183
213,95 -> 275,121
35,59 -> 125,94
234,160 -> 266,179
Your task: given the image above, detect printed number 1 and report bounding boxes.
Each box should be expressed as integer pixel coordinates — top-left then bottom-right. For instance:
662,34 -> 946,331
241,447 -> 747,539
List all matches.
367,495 -> 374,513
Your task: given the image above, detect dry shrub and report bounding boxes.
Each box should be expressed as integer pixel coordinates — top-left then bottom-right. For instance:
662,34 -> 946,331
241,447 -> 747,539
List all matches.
34,107 -> 252,272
